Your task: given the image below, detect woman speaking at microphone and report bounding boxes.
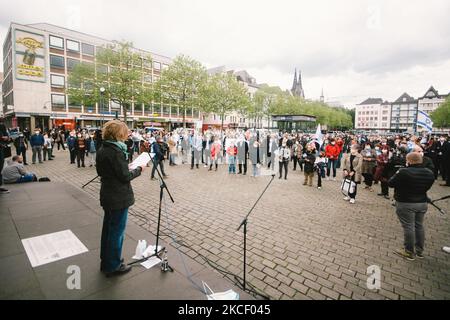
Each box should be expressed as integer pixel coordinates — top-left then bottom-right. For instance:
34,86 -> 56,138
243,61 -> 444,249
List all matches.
96,120 -> 143,277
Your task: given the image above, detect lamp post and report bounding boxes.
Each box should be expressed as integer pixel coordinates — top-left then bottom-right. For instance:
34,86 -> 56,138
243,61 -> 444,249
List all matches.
100,87 -> 106,126
43,101 -> 52,131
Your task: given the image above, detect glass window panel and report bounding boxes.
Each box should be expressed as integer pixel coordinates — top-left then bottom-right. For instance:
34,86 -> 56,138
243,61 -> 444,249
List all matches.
66,39 -> 80,52
49,35 -> 64,49
51,94 -> 66,105
50,55 -> 65,68
67,58 -> 80,71
50,74 -> 65,87
81,43 -> 95,56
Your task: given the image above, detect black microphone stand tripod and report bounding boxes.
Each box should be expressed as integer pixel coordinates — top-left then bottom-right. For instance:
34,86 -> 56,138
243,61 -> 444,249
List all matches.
429,195 -> 450,215
128,148 -> 174,272
237,174 -> 275,293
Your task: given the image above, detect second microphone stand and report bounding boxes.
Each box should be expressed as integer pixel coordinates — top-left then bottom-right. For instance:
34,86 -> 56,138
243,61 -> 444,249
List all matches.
237,174 -> 275,292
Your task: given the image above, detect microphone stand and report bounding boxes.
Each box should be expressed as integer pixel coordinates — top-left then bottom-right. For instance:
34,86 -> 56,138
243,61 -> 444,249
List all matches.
128,147 -> 174,271
81,175 -> 100,188
429,195 -> 450,215
237,174 -> 275,292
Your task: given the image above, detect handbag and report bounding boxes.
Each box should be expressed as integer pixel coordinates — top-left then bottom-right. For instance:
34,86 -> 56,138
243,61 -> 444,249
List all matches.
341,178 -> 356,196
2,144 -> 12,158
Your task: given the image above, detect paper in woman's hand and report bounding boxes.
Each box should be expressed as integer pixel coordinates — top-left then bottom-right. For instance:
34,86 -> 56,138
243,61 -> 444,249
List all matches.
129,152 -> 151,170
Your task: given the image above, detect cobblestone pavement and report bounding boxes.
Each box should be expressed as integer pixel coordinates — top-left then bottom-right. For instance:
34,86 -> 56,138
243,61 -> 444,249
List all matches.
21,148 -> 450,300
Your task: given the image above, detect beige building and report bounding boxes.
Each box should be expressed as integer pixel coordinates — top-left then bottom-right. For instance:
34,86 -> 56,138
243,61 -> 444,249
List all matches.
2,22 -> 202,131
417,86 -> 449,132
355,98 -> 391,132
203,66 -> 263,130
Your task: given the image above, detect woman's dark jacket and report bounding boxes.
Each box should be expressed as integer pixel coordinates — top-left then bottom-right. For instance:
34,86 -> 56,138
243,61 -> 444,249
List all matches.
96,141 -> 142,211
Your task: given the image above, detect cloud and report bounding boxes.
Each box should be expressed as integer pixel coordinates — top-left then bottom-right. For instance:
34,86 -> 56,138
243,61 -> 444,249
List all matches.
1,0 -> 449,106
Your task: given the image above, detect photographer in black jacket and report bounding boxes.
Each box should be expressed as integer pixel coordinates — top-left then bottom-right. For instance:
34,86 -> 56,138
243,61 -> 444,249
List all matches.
96,120 -> 143,277
388,152 -> 435,261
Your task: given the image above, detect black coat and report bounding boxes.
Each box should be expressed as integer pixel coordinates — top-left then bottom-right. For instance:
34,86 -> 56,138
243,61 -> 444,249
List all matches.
96,141 -> 142,211
388,164 -> 435,203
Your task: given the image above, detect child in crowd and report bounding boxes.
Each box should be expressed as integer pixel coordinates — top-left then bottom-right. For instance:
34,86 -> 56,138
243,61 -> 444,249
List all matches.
315,151 -> 327,189
226,142 -> 238,174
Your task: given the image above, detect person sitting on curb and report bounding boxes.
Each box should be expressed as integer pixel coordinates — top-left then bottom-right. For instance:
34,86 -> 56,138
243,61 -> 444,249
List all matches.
1,155 -> 38,184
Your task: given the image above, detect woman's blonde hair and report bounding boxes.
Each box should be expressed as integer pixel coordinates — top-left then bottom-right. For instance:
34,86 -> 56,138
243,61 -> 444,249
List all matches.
102,120 -> 129,141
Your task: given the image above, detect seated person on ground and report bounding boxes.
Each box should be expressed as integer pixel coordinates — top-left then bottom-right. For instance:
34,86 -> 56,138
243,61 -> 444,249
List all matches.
1,155 -> 37,184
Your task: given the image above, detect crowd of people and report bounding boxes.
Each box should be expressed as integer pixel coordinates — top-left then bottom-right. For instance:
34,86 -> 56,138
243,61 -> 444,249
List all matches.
1,116 -> 450,265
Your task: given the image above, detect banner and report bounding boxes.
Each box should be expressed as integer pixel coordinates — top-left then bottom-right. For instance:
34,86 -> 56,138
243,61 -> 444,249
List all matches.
14,29 -> 46,82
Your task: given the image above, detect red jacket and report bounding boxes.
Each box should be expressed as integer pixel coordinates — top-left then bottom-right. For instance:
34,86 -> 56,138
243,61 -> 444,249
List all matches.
325,144 -> 340,160
227,146 -> 237,156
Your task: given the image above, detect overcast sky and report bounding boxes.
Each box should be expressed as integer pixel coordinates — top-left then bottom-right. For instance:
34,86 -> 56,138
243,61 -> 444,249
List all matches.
1,0 -> 449,107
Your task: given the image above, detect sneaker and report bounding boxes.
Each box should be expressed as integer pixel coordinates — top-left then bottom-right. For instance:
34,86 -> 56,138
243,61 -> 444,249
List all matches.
349,198 -> 355,204
104,263 -> 132,278
442,246 -> 450,254
332,178 -> 336,181
326,177 -> 330,181
416,253 -> 424,259
318,187 -> 322,190
0,187 -> 10,194
151,177 -> 157,181
343,196 -> 350,201
377,193 -> 385,197
383,195 -> 390,200
394,248 -> 415,261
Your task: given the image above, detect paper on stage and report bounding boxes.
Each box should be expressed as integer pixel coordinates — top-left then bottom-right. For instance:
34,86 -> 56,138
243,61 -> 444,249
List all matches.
22,230 -> 89,267
129,152 -> 151,170
141,256 -> 161,270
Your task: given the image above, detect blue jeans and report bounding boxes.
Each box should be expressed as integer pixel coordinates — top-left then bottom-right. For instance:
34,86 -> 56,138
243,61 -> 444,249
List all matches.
16,173 -> 36,183
101,208 -> 128,273
326,159 -> 337,178
228,156 -> 236,173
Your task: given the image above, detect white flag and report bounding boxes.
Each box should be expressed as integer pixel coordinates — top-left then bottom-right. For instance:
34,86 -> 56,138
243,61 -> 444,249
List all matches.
315,124 -> 323,147
417,111 -> 433,132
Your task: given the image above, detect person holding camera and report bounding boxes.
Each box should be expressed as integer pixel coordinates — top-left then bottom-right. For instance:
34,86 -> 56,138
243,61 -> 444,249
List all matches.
388,152 -> 435,261
96,120 -> 144,277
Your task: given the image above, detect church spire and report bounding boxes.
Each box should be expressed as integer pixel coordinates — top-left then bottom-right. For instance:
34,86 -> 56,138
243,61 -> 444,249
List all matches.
320,88 -> 324,103
291,68 -> 305,99
291,68 -> 298,92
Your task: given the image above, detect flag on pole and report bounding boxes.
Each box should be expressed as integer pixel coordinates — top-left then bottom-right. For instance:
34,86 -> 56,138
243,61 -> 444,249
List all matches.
315,124 -> 323,147
417,110 -> 433,132
309,123 -> 323,148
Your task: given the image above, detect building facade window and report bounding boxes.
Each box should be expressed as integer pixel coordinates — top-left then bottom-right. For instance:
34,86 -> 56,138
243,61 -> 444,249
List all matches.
66,39 -> 80,52
51,94 -> 66,106
81,43 -> 95,56
50,74 -> 65,88
66,58 -> 80,71
153,61 -> 161,70
50,55 -> 65,69
49,35 -> 64,49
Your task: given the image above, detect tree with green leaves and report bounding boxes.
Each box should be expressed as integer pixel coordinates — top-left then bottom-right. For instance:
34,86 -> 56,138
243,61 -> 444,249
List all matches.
199,72 -> 251,131
154,55 -> 207,128
250,85 -> 286,128
430,97 -> 450,129
67,41 -> 153,126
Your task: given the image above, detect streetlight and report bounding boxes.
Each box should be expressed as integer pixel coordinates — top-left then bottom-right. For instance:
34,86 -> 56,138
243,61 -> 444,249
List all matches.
100,87 -> 106,126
